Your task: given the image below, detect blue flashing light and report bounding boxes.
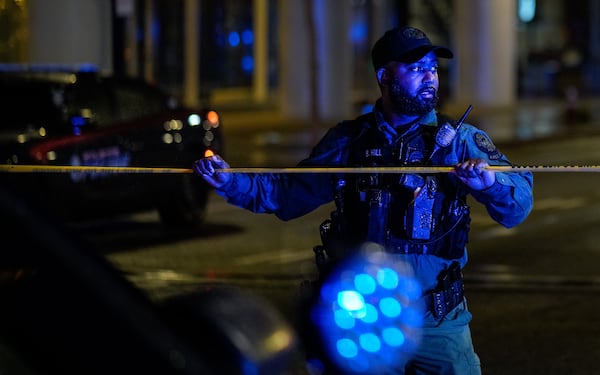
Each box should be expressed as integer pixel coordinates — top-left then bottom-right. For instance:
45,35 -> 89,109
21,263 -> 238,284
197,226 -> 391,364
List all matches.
380,297 -> 402,318
228,31 -> 240,47
354,273 -> 376,295
360,304 -> 378,324
377,267 -> 399,289
359,333 -> 381,353
311,247 -> 425,374
338,290 -> 364,312
334,309 -> 355,330
336,338 -> 358,359
382,327 -> 405,347
71,116 -> 86,127
71,116 -> 87,135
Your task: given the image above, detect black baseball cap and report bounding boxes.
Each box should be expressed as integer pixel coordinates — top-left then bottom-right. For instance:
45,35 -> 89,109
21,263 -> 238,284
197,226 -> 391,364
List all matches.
371,26 -> 453,70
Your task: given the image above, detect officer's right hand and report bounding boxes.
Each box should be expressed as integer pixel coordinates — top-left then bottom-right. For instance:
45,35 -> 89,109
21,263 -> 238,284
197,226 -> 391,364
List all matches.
193,155 -> 232,188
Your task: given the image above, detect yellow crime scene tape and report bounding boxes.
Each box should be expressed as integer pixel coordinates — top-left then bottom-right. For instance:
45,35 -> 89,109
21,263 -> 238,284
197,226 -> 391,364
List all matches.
0,164 -> 194,174
1,164 -> 600,174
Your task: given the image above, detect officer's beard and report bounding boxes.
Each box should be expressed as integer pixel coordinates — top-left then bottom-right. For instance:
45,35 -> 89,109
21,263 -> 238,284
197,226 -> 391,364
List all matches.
389,79 -> 438,116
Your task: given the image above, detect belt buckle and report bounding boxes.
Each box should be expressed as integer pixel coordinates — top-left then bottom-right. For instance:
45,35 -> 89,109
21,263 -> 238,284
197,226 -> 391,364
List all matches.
402,242 -> 425,254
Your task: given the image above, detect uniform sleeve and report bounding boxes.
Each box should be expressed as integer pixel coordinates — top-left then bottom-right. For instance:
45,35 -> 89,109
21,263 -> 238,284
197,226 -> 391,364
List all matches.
214,123 -> 352,221
459,126 -> 534,228
216,172 -> 333,221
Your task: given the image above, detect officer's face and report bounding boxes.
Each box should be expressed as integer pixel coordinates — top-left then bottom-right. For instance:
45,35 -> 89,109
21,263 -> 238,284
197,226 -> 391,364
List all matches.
386,52 -> 440,115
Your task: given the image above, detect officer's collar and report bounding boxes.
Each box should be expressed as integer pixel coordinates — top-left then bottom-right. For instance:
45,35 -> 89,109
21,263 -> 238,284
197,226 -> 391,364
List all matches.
373,100 -> 438,141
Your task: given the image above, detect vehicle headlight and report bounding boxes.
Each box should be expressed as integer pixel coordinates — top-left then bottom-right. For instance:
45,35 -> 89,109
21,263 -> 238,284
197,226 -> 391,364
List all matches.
187,114 -> 201,127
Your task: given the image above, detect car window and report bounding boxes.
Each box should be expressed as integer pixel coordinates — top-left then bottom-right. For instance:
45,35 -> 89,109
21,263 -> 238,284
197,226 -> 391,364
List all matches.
0,80 -> 65,132
112,80 -> 170,122
64,77 -> 115,128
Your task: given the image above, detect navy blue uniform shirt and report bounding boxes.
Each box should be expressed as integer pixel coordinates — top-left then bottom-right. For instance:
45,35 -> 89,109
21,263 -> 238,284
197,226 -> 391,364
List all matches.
214,107 -> 533,291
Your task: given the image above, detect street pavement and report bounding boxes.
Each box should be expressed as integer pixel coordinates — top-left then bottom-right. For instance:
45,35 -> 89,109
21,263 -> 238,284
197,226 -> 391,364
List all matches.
211,97 -> 600,375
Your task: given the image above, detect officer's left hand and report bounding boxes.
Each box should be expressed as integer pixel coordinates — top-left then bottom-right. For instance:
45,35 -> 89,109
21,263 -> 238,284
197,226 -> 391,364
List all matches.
453,158 -> 495,190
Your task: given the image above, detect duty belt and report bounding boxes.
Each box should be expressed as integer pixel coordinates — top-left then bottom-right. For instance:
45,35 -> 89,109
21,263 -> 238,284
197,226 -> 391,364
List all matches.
386,236 -> 430,254
384,235 -> 467,260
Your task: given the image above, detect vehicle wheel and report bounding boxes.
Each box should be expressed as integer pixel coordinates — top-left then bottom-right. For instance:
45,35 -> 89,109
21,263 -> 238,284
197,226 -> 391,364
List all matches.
157,174 -> 209,229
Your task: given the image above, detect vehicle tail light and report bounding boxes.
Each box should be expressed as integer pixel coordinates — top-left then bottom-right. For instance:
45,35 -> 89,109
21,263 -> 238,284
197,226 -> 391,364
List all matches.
206,111 -> 219,128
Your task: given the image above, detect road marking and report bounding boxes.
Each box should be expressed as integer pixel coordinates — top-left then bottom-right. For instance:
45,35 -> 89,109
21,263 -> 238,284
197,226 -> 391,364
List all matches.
532,197 -> 589,210
466,273 -> 600,291
233,248 -> 314,266
129,268 -> 600,294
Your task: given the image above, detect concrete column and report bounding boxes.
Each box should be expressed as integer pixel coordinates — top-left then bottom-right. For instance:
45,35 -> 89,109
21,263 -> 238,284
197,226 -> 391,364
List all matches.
253,0 -> 269,103
182,0 -> 199,107
143,0 -> 154,83
28,0 -> 112,72
453,0 -> 517,108
313,0 -> 352,120
124,4 -> 139,77
278,0 -> 352,121
278,0 -> 311,119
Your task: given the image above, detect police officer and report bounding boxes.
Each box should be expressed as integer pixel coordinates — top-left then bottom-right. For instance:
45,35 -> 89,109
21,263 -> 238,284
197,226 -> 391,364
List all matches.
194,26 -> 533,375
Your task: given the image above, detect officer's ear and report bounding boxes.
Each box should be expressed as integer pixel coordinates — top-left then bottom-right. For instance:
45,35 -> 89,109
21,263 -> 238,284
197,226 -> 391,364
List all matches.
376,67 -> 391,86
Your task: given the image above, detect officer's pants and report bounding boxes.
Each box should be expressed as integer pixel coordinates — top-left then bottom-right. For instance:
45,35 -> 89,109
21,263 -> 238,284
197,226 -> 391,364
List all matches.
405,299 -> 481,375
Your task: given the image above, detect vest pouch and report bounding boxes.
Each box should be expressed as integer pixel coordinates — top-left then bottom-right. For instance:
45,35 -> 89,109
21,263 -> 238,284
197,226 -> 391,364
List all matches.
404,177 -> 436,240
366,189 -> 391,243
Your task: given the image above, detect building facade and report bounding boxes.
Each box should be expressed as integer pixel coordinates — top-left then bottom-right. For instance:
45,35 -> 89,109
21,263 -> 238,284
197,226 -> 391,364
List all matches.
3,0 -> 600,122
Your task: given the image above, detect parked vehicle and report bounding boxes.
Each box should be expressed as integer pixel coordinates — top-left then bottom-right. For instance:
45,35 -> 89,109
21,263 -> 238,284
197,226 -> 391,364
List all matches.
0,65 -> 223,228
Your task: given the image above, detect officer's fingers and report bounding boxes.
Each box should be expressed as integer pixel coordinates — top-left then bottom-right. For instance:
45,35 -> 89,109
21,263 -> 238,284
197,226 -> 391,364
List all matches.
210,155 -> 230,169
194,158 -> 217,175
456,161 -> 472,173
192,159 -> 207,175
454,162 -> 473,175
472,158 -> 488,170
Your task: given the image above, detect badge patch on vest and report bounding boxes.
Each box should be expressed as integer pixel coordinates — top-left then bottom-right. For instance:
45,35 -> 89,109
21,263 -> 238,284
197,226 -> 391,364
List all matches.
474,133 -> 502,160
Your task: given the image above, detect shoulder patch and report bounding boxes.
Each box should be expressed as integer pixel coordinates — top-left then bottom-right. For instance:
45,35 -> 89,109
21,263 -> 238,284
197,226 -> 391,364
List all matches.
474,132 -> 502,160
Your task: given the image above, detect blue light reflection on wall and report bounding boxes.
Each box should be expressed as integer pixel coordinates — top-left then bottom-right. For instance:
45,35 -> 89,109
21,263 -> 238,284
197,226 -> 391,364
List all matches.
241,29 -> 254,45
311,246 -> 424,374
241,55 -> 254,73
228,31 -> 241,47
350,22 -> 368,43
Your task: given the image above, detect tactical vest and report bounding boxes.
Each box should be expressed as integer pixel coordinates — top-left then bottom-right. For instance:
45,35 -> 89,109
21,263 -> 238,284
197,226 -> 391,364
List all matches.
326,113 -> 470,260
